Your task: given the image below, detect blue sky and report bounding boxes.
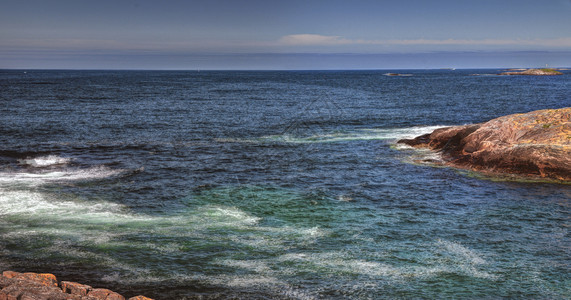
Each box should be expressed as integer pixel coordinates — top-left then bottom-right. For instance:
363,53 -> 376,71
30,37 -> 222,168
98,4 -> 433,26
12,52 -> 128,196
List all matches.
1,0 -> 571,69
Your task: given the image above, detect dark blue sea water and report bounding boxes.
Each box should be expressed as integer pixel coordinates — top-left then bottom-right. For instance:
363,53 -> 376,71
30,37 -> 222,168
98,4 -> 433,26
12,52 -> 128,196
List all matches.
0,69 -> 569,299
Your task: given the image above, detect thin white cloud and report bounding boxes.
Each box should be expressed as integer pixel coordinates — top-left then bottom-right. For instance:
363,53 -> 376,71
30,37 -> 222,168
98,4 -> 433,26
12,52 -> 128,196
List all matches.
278,34 -> 353,46
278,34 -> 571,48
3,35 -> 571,55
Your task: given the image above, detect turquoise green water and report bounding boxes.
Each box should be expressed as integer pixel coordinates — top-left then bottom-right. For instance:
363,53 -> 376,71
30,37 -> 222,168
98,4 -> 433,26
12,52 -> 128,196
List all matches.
2,181 -> 569,298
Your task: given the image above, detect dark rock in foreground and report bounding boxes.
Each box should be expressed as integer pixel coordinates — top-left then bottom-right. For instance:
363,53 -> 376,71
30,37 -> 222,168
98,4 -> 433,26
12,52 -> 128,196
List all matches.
0,270 -> 153,300
398,108 -> 571,181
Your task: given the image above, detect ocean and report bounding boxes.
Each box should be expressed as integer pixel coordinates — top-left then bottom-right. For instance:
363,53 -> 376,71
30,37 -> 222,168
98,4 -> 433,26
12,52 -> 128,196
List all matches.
0,69 -> 569,299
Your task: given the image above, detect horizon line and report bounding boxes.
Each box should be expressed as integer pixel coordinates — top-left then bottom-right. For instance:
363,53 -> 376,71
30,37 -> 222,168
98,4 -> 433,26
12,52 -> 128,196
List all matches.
2,66 -> 570,72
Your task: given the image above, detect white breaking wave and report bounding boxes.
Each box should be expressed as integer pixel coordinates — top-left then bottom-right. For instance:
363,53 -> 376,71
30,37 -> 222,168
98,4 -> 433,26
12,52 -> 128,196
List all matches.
18,155 -> 72,167
390,126 -> 452,165
0,166 -> 123,187
0,189 -> 126,217
375,125 -> 447,140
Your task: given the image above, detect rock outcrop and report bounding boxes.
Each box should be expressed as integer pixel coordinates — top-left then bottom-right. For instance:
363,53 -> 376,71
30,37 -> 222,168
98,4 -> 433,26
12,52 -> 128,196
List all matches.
499,68 -> 563,75
0,271 -> 153,300
384,73 -> 412,77
398,108 -> 571,182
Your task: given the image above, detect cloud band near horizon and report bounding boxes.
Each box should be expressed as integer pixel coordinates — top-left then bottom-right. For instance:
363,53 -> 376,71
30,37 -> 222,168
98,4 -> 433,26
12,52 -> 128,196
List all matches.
2,34 -> 571,55
278,34 -> 571,48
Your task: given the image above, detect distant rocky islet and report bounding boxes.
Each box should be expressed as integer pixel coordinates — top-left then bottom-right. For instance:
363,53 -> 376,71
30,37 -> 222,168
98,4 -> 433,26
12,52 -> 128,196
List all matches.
498,68 -> 564,75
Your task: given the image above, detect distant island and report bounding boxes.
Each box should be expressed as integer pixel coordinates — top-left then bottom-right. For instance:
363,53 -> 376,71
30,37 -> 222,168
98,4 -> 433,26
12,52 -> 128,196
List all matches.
499,68 -> 563,75
383,73 -> 412,77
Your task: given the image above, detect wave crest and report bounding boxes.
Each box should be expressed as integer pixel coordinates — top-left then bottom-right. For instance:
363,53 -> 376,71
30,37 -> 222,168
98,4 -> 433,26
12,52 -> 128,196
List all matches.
18,155 -> 72,167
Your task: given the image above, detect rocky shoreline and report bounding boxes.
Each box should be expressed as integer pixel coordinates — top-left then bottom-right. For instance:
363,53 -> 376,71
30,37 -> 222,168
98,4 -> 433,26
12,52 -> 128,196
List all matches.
398,108 -> 571,182
0,271 -> 153,300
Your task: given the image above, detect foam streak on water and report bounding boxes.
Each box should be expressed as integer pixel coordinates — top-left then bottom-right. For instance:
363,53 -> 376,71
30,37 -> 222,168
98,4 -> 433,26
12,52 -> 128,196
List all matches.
0,167 -> 123,186
221,125 -> 448,144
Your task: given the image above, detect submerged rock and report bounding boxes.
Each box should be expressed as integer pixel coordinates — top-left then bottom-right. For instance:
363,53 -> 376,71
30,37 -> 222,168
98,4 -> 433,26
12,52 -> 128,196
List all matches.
398,108 -> 571,181
0,271 -> 153,300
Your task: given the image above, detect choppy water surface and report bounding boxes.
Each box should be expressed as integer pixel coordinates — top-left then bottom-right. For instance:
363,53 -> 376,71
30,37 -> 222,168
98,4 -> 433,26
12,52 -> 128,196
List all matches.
0,70 -> 569,299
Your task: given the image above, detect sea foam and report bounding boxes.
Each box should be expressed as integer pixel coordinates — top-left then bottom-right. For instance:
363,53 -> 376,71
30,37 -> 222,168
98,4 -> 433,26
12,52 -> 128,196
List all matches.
18,155 -> 72,167
221,125 -> 448,145
0,166 -> 123,187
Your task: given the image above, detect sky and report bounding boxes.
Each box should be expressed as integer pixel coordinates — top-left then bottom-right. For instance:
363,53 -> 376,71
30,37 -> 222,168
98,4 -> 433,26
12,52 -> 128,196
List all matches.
1,0 -> 571,70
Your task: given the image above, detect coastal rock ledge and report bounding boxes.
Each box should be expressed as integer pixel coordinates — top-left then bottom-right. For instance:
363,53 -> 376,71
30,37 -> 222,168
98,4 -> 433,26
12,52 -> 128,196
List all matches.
398,108 -> 571,182
0,271 -> 153,300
